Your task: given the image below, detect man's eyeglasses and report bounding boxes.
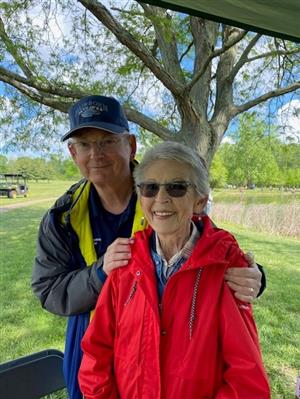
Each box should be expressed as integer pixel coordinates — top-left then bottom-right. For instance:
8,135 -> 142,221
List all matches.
71,137 -> 124,153
137,181 -> 195,198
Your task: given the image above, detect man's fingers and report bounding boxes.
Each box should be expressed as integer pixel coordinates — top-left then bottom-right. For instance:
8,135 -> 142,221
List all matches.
245,251 -> 255,267
225,266 -> 259,278
233,292 -> 255,303
103,237 -> 134,274
225,276 -> 257,288
226,281 -> 258,302
226,280 -> 257,295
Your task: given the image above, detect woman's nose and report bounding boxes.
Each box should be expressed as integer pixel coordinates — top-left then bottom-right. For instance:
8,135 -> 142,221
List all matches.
154,186 -> 171,202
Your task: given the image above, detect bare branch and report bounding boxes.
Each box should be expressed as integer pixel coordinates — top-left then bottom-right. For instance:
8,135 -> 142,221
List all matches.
179,40 -> 193,63
140,4 -> 185,84
230,33 -> 261,79
247,47 -> 300,63
233,82 -> 300,116
0,66 -> 88,100
125,106 -> 174,141
111,7 -> 143,17
79,0 -> 184,96
0,74 -> 71,112
185,28 -> 248,93
0,17 -> 34,79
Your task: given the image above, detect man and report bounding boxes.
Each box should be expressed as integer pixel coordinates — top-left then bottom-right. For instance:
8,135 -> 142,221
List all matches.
32,95 -> 265,399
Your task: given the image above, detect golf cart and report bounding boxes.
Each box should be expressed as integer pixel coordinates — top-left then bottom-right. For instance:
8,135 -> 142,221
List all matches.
0,173 -> 29,199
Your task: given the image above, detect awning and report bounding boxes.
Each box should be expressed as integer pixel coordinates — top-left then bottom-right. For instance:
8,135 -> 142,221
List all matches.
139,1 -> 300,43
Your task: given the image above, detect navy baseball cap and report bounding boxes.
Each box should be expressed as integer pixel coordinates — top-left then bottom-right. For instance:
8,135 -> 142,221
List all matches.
62,95 -> 129,141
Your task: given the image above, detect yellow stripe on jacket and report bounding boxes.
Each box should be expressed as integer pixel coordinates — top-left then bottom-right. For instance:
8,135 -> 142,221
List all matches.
63,180 -> 147,318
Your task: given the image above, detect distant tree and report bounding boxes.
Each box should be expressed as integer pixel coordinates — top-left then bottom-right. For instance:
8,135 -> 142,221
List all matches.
222,113 -> 281,186
9,157 -> 34,177
62,158 -> 81,180
8,156 -> 52,181
0,154 -> 9,173
209,151 -> 227,188
285,168 -> 300,188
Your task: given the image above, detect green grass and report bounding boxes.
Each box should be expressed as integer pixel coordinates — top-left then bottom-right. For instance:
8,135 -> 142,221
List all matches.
0,180 -> 77,206
0,187 -> 299,398
0,203 -> 68,398
217,221 -> 300,398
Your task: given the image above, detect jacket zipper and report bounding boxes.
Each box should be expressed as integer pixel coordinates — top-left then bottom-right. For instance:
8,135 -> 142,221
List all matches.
124,280 -> 138,306
160,267 -> 204,339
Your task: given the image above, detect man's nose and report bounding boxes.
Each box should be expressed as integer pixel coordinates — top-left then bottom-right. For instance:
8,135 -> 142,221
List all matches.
90,142 -> 105,156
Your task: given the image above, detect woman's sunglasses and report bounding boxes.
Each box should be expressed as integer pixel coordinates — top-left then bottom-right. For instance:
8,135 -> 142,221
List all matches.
137,181 -> 195,198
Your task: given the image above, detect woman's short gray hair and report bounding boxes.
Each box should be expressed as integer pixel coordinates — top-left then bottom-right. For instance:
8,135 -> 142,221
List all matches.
134,141 -> 210,197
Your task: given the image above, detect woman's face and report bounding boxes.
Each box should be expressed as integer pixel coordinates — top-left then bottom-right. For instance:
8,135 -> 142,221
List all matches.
139,159 -> 207,241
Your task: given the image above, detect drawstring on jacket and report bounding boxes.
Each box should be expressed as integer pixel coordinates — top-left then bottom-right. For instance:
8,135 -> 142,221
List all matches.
189,268 -> 203,340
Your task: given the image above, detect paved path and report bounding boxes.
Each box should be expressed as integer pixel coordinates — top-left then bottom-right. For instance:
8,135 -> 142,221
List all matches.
0,198 -> 57,213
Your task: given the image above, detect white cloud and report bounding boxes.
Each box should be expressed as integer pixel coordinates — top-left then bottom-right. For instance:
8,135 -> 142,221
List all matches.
277,99 -> 300,143
221,135 -> 235,144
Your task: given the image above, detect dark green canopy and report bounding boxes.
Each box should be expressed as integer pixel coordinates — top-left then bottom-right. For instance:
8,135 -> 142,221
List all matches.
139,0 -> 300,43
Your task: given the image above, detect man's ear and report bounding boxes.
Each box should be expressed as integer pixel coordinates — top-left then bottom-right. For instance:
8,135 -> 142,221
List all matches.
68,143 -> 77,162
193,196 -> 208,214
128,134 -> 137,161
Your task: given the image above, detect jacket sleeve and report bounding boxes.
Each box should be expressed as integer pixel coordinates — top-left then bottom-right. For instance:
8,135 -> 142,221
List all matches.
79,271 -> 119,399
31,210 -> 103,316
257,264 -> 266,297
215,241 -> 270,398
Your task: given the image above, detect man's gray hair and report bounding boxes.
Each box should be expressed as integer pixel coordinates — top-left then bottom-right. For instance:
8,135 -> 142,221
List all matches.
134,141 -> 210,197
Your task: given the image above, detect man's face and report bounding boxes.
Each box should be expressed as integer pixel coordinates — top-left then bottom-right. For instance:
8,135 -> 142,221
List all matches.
68,128 -> 136,187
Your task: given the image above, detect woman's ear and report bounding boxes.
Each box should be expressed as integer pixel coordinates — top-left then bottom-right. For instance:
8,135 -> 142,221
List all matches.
193,196 -> 208,214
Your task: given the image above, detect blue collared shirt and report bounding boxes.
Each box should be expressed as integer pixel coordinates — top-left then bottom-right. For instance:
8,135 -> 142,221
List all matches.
150,222 -> 200,299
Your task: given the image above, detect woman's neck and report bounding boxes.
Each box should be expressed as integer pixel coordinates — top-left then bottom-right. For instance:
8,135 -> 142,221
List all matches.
157,224 -> 192,261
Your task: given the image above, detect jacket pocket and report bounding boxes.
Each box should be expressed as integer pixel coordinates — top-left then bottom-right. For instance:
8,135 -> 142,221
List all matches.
115,283 -> 145,362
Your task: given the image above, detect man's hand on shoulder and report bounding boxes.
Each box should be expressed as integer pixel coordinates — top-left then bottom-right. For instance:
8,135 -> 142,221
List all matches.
103,237 -> 134,275
225,252 -> 262,303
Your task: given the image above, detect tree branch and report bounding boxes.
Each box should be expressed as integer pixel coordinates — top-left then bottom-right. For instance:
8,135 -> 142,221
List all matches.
232,82 -> 300,116
247,47 -> 300,63
185,28 -> 248,94
179,40 -> 193,63
140,4 -> 185,84
79,0 -> 184,96
0,17 -> 34,79
125,106 -> 174,140
0,66 -> 89,100
230,33 -> 261,79
0,74 -> 72,112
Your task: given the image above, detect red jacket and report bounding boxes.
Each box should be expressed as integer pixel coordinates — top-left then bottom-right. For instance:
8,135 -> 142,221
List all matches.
79,216 -> 270,398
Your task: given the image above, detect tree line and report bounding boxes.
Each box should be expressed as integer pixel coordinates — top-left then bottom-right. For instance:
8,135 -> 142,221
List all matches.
1,115 -> 299,188
210,114 -> 300,188
0,154 -> 81,181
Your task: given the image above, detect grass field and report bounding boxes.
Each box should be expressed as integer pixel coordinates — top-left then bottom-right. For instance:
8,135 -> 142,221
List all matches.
0,180 -> 77,206
0,182 -> 300,398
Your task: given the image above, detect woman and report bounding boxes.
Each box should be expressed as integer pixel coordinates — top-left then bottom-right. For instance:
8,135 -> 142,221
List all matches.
78,141 -> 270,398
